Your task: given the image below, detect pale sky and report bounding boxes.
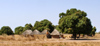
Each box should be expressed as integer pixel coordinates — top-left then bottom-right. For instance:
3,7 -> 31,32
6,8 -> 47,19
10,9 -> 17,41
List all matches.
0,0 -> 100,32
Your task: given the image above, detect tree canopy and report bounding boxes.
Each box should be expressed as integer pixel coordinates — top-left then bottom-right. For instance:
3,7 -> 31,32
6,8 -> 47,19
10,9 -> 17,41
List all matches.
33,19 -> 54,32
23,24 -> 33,31
90,26 -> 96,36
57,8 -> 93,39
0,26 -> 14,35
15,26 -> 24,34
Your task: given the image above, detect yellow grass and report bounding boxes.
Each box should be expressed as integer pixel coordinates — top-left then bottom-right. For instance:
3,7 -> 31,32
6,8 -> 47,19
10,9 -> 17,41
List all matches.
0,34 -> 99,46
0,40 -> 100,46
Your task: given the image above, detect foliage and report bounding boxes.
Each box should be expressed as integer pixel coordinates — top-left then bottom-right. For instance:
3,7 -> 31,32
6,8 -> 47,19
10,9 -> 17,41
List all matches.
33,19 -> 54,32
23,24 -> 33,31
0,26 -> 14,35
90,26 -> 96,36
0,30 -> 1,35
15,26 -> 24,34
57,8 -> 93,39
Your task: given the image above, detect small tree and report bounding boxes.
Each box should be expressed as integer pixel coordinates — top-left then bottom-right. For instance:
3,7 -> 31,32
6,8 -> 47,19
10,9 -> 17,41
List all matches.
90,26 -> 96,36
0,30 -> 2,35
33,19 -> 54,32
23,24 -> 33,31
15,26 -> 24,34
1,26 -> 14,35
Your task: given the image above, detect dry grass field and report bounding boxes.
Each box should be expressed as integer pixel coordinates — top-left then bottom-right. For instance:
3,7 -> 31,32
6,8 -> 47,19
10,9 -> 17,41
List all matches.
0,39 -> 100,46
0,34 -> 100,46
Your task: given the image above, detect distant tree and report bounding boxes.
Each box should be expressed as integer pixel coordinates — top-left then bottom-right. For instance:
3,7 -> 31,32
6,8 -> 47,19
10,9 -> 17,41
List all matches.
0,30 -> 1,35
0,26 -> 13,35
57,8 -> 92,39
33,19 -> 54,32
23,24 -> 33,31
15,26 -> 24,34
90,26 -> 96,36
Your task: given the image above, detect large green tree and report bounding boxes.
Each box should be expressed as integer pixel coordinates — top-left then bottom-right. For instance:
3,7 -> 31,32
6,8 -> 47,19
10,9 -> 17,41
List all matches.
33,19 -> 54,32
15,26 -> 24,34
57,8 -> 93,39
0,26 -> 14,35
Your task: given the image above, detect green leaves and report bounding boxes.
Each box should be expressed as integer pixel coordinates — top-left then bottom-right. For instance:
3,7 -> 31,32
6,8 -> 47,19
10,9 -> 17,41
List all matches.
57,8 -> 93,39
33,19 -> 54,32
90,26 -> 96,36
0,26 -> 13,35
15,26 -> 24,34
23,24 -> 33,31
58,15 -> 79,33
59,12 -> 66,18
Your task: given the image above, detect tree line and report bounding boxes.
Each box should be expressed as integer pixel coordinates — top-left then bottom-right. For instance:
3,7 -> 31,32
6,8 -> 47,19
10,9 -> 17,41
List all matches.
0,8 -> 96,39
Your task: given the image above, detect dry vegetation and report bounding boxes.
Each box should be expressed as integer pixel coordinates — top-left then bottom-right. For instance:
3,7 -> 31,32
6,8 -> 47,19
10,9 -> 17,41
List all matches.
0,34 -> 100,46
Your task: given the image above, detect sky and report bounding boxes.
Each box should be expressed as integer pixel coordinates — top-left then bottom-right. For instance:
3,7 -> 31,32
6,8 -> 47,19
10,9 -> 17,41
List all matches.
0,0 -> 100,32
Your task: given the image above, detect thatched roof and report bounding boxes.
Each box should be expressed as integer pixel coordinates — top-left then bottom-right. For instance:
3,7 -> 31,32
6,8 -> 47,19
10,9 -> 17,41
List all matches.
51,29 -> 60,35
22,30 -> 32,35
31,29 -> 40,35
41,29 -> 50,34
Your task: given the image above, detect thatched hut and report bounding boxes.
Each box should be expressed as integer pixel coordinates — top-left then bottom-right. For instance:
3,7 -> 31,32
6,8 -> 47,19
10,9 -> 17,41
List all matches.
41,29 -> 51,38
31,29 -> 40,35
22,30 -> 32,37
51,29 -> 63,38
31,29 -> 47,40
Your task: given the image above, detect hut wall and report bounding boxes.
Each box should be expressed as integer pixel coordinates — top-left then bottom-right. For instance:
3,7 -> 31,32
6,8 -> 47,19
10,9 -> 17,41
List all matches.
47,34 -> 51,38
32,34 -> 47,40
51,35 -> 63,38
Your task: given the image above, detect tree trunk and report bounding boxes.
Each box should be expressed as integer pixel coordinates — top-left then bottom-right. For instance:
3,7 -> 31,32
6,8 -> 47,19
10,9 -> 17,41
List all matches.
79,33 -> 80,38
73,33 -> 77,40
